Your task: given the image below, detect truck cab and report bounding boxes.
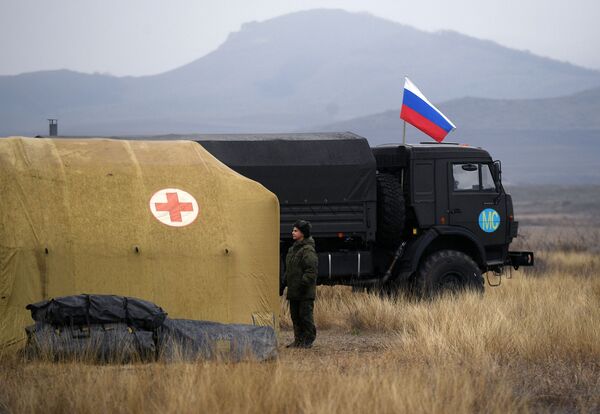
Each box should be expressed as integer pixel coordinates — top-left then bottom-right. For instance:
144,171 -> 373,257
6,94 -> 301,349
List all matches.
373,143 -> 522,275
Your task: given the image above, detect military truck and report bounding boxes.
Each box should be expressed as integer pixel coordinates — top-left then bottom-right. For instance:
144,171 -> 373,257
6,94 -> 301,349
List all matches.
194,132 -> 534,297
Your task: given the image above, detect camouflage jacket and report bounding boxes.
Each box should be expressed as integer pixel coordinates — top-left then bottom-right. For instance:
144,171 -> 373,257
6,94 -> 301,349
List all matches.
285,237 -> 318,300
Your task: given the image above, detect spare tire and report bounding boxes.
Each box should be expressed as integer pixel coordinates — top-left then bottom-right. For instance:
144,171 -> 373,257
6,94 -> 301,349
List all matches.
376,173 -> 405,247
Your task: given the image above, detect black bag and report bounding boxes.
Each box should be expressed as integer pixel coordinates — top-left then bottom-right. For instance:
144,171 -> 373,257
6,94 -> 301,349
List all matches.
26,294 -> 167,330
23,322 -> 156,362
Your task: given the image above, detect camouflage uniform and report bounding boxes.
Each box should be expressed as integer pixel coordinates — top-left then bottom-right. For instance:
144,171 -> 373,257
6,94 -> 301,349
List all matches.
285,236 -> 318,346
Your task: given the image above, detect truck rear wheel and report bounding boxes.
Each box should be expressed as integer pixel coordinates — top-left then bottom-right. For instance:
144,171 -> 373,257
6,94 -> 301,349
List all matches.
417,250 -> 484,298
376,173 -> 405,247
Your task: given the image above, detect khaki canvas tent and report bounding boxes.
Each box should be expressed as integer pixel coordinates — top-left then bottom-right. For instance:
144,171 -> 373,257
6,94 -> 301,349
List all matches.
0,137 -> 280,349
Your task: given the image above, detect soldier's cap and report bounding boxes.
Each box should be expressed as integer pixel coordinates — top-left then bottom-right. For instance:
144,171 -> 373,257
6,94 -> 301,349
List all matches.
293,220 -> 311,238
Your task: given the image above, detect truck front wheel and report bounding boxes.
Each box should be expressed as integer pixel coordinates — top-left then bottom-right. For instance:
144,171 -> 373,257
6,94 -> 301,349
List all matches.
417,250 -> 484,298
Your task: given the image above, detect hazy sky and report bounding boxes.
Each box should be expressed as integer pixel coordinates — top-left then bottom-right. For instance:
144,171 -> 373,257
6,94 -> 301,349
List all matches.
1,0 -> 599,77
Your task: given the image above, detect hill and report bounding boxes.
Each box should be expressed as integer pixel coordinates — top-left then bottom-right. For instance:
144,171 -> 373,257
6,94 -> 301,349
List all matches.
2,9 -> 600,136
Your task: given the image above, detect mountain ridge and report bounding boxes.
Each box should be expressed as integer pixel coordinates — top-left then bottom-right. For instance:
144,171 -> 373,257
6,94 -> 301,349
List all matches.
316,86 -> 600,185
2,8 -> 600,136
319,85 -> 600,133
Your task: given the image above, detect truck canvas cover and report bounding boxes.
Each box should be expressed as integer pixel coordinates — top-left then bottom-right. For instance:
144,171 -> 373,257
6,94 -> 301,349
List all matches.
192,132 -> 377,238
193,132 -> 376,204
0,137 -> 280,350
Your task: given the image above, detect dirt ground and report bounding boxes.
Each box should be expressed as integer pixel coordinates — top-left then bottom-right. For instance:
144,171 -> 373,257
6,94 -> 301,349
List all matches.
278,329 -> 389,356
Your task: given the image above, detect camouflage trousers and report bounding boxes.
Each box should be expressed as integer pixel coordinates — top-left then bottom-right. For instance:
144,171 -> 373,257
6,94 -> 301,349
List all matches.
289,299 -> 316,346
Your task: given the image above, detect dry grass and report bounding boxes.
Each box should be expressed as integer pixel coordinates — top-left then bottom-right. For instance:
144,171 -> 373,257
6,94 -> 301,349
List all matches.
1,225 -> 599,413
0,356 -> 529,414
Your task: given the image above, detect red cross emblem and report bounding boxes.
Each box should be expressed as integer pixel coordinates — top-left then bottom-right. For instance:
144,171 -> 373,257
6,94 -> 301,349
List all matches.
149,188 -> 199,227
154,192 -> 193,222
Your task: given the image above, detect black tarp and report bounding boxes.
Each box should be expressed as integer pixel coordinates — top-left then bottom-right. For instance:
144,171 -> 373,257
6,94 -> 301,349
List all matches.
22,295 -> 278,363
157,319 -> 278,362
23,319 -> 277,363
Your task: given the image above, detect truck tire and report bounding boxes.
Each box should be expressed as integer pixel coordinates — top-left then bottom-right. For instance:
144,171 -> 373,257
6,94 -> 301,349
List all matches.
376,173 -> 405,247
417,250 -> 484,298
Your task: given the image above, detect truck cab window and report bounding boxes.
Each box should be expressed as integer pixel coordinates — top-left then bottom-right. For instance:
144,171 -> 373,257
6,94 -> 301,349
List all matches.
453,163 -> 479,191
453,163 -> 498,192
481,164 -> 497,191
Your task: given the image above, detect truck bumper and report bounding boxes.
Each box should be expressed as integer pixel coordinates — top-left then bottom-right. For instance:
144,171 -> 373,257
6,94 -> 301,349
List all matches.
506,251 -> 534,270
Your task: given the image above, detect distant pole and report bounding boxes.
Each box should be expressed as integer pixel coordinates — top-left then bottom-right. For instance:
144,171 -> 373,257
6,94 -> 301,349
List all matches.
48,119 -> 58,136
402,120 -> 406,145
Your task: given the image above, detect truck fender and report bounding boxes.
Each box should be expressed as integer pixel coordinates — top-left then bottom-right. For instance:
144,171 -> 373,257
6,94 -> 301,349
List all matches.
400,226 -> 486,275
399,229 -> 438,276
433,225 -> 487,267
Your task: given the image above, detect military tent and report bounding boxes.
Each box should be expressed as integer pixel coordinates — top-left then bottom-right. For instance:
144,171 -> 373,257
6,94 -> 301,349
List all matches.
0,137 -> 280,350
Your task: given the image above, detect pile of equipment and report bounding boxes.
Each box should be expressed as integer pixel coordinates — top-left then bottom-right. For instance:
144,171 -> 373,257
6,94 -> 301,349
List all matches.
23,294 -> 277,363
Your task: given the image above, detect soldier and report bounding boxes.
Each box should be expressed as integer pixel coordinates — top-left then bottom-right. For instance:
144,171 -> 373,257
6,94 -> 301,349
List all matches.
285,220 -> 318,348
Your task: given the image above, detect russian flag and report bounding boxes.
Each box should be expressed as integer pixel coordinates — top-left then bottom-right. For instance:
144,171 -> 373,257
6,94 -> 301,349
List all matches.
400,77 -> 456,143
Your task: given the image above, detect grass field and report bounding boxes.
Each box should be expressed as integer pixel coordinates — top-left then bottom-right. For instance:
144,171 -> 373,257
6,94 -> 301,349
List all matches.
1,186 -> 599,413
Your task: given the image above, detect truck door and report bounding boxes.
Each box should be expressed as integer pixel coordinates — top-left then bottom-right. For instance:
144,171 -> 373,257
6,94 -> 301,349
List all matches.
447,162 -> 507,246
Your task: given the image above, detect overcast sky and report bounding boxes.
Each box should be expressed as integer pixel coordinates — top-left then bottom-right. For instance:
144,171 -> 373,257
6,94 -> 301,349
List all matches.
1,0 -> 599,77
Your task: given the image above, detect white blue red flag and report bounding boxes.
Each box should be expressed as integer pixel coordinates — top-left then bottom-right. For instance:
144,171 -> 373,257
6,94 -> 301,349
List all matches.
400,77 -> 456,143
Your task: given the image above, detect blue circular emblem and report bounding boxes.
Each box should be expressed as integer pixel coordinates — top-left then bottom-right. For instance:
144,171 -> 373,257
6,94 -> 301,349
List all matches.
478,208 -> 500,233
